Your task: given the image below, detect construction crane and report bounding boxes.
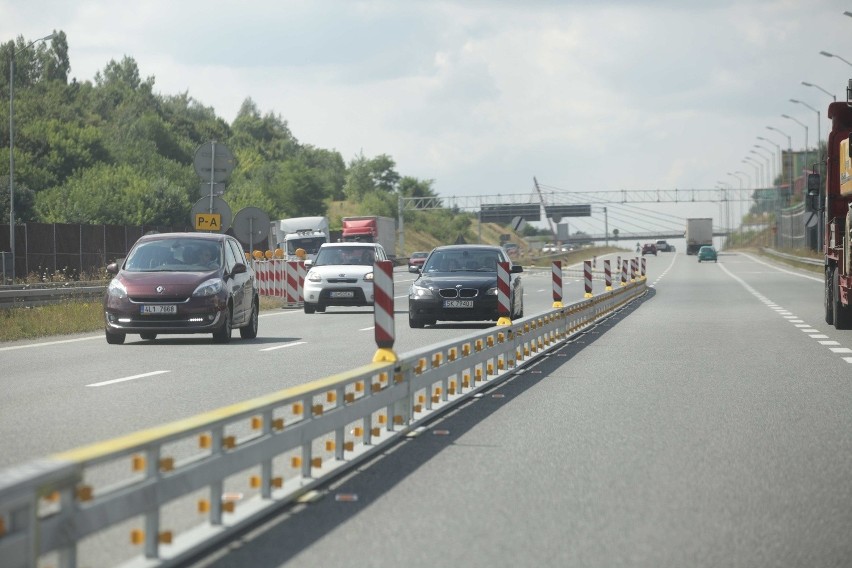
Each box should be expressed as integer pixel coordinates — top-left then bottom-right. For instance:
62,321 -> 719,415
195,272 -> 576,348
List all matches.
533,177 -> 559,243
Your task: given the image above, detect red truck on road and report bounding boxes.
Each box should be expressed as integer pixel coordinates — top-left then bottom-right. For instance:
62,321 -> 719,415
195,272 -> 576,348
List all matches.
813,83 -> 852,329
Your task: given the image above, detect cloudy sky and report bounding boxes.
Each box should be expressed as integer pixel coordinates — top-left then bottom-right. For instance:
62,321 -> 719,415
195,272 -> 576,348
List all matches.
3,0 -> 852,236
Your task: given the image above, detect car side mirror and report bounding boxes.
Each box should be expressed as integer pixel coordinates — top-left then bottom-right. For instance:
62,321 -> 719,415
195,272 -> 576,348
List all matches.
232,263 -> 247,275
807,173 -> 821,211
304,259 -> 313,269
106,262 -> 118,275
511,265 -> 524,273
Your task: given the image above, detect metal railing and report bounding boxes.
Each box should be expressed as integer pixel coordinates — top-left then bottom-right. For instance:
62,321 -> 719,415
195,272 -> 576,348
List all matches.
0,283 -> 106,309
0,280 -> 647,568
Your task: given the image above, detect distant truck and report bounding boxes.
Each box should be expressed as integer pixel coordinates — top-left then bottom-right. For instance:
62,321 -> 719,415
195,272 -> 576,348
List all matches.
342,216 -> 396,258
271,216 -> 330,263
685,218 -> 713,255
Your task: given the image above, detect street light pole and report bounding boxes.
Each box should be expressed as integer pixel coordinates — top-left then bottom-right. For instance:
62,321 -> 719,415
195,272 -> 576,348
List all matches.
744,157 -> 763,189
766,126 -> 793,205
802,81 -> 836,102
782,113 -> 809,182
9,32 -> 54,283
752,146 -> 775,185
819,50 -> 852,67
757,136 -> 782,188
749,151 -> 770,187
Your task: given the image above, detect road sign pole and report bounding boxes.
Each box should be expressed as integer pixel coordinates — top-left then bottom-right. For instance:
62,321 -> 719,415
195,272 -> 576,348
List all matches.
209,141 -> 216,214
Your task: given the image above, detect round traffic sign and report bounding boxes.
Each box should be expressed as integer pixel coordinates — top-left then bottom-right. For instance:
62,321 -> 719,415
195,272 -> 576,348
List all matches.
190,196 -> 232,233
232,206 -> 271,249
193,142 -> 235,183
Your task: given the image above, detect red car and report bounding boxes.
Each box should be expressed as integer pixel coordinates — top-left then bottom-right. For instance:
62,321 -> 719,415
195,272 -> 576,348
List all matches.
641,243 -> 657,256
408,251 -> 429,273
103,232 -> 259,344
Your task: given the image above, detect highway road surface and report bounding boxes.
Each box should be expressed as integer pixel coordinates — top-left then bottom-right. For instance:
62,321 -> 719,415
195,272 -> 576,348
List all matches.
6,250 -> 851,567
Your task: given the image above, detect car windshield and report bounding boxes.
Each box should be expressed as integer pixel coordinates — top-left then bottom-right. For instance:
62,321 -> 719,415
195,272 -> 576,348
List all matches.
314,246 -> 376,266
124,238 -> 221,272
423,250 -> 502,272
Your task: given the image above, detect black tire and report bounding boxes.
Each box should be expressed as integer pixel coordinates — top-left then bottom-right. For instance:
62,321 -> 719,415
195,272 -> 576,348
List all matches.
833,268 -> 852,330
140,332 -> 157,341
239,299 -> 259,339
825,267 -> 834,326
213,307 -> 232,343
105,330 -> 125,345
316,303 -> 326,313
304,302 -> 316,314
409,311 -> 425,328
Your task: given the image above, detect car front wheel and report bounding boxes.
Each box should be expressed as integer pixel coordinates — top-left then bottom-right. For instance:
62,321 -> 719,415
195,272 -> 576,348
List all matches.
105,330 -> 126,345
213,307 -> 232,343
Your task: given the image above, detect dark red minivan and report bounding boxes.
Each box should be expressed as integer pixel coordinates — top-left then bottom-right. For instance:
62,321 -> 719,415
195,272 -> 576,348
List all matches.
103,232 -> 259,344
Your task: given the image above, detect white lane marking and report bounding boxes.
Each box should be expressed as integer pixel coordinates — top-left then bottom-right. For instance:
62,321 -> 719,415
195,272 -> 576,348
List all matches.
260,341 -> 307,352
0,335 -> 100,352
87,370 -> 170,387
648,252 -> 679,288
718,261 -> 852,366
259,310 -> 302,318
360,326 -> 375,331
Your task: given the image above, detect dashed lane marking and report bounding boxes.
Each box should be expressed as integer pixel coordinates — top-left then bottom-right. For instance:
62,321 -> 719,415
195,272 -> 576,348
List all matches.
718,262 -> 852,365
260,341 -> 307,352
87,370 -> 170,387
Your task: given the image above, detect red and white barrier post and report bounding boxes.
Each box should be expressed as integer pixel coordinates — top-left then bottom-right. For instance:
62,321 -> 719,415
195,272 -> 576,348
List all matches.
552,260 -> 563,308
621,258 -> 628,287
641,257 -> 646,279
583,260 -> 593,298
604,259 -> 612,291
497,261 -> 512,325
631,257 -> 637,282
372,260 -> 397,362
285,261 -> 300,307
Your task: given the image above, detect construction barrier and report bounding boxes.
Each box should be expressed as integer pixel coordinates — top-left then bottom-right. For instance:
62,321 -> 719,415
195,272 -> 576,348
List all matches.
604,259 -> 612,291
552,261 -> 563,307
584,260 -> 593,298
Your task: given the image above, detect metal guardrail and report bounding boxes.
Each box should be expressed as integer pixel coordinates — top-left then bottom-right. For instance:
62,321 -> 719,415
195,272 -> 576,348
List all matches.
760,248 -> 823,267
0,283 -> 106,309
0,280 -> 647,568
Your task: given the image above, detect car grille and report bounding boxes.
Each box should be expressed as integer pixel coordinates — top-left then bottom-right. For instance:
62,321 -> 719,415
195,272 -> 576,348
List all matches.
129,296 -> 191,303
438,288 -> 479,299
327,278 -> 358,284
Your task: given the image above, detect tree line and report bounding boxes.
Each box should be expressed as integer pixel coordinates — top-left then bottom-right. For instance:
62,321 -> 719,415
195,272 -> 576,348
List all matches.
0,31 -> 450,233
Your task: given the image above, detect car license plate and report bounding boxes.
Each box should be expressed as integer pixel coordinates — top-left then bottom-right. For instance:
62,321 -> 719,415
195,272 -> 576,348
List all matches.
443,299 -> 473,308
330,291 -> 354,298
140,304 -> 177,315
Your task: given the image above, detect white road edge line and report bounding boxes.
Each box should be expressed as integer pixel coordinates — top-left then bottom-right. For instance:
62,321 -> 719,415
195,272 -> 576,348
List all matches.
87,370 -> 170,387
0,335 -> 101,352
260,341 -> 307,352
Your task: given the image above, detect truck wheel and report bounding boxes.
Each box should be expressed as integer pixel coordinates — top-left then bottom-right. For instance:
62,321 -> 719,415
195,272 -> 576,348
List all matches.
825,267 -> 834,325
834,269 -> 852,330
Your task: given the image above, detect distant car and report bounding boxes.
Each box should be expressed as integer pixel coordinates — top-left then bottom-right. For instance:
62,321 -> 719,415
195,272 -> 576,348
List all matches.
408,244 -> 524,328
303,242 -> 389,313
655,240 -> 671,252
697,246 -> 717,263
502,242 -> 520,258
408,251 -> 429,273
103,232 -> 259,344
641,243 -> 657,256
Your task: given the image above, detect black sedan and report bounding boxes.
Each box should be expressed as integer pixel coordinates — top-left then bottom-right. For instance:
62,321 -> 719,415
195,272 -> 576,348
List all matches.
408,244 -> 524,328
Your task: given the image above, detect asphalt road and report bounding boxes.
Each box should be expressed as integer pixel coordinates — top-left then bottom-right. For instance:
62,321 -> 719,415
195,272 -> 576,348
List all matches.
0,255 -> 609,470
185,250 -> 852,568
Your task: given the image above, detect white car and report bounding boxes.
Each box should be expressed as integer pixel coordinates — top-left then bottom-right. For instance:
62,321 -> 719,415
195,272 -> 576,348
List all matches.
302,242 -> 389,314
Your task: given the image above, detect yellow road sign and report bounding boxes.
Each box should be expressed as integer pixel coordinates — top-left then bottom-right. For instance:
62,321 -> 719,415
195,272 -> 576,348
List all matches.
195,213 -> 222,231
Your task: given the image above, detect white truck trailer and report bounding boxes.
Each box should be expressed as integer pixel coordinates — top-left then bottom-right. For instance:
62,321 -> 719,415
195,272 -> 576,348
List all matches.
272,216 -> 330,262
685,218 -> 713,255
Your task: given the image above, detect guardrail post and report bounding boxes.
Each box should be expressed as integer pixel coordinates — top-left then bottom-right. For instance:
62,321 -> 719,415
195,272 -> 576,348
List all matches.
373,260 -> 397,363
210,426 -> 224,525
497,261 -> 511,326
552,260 -> 563,308
261,409 -> 273,499
145,446 -> 161,559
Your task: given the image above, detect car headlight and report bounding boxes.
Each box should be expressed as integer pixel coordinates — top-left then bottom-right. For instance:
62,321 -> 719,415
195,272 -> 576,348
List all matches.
363,272 -> 373,282
486,286 -> 498,296
409,284 -> 435,299
192,278 -> 224,297
307,271 -> 323,282
107,278 -> 127,299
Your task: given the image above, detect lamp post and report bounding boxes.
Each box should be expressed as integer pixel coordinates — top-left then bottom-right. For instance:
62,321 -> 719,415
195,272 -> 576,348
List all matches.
752,145 -> 775,185
790,99 -> 821,167
749,151 -> 770,187
802,81 -> 836,102
820,50 -> 852,67
744,157 -> 763,189
9,32 -> 54,283
757,136 -> 782,188
735,169 -> 751,189
782,114 -> 809,184
766,125 -> 793,205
